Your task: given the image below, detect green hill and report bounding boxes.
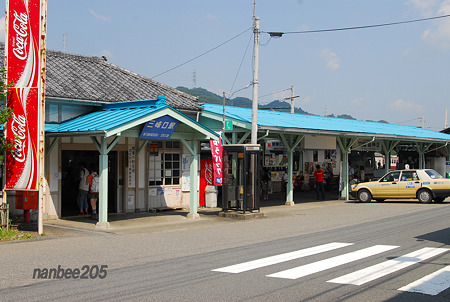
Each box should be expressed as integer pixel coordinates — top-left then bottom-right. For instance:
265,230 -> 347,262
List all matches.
176,86 -> 309,114
177,86 -> 389,123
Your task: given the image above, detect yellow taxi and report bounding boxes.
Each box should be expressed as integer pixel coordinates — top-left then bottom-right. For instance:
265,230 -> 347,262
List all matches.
350,169 -> 450,203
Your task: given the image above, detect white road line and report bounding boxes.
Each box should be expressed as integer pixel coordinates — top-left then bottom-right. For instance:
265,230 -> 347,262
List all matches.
328,247 -> 449,286
212,242 -> 353,274
398,265 -> 450,296
267,245 -> 398,280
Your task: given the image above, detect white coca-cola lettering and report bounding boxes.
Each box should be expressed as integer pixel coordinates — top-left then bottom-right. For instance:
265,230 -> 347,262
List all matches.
205,162 -> 213,185
12,10 -> 29,61
11,113 -> 27,163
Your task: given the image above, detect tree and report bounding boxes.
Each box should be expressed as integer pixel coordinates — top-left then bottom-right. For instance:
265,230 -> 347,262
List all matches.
0,69 -> 14,231
0,69 -> 14,161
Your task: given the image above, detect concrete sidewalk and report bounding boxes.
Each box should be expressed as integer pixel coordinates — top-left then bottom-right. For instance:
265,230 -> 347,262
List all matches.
40,191 -> 345,236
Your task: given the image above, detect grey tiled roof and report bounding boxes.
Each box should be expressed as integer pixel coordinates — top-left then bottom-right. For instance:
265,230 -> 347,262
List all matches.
0,43 -> 201,111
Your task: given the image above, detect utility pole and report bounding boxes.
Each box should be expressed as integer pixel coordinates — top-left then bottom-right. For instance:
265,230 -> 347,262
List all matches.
251,3 -> 259,144
445,108 -> 448,129
284,85 -> 299,113
222,92 -> 226,138
193,70 -> 197,88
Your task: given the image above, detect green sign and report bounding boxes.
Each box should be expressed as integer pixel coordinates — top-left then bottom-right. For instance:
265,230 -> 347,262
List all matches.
225,120 -> 233,131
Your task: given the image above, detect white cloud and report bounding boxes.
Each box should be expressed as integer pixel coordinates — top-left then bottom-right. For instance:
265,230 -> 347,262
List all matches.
204,14 -> 217,21
89,9 -> 111,22
389,99 -> 423,113
351,97 -> 365,105
407,0 -> 450,48
407,0 -> 440,17
320,49 -> 341,70
0,17 -> 4,42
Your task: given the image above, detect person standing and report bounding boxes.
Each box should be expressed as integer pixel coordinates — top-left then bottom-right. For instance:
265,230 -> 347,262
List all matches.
359,165 -> 365,182
87,164 -> 99,218
324,163 -> 333,191
77,162 -> 90,215
348,162 -> 355,181
314,164 -> 325,200
282,169 -> 289,199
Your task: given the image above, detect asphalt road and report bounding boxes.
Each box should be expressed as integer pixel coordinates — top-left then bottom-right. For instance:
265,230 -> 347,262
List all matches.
1,200 -> 449,302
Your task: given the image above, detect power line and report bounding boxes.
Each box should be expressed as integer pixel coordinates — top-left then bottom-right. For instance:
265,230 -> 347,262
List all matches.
259,88 -> 291,99
265,14 -> 450,36
151,27 -> 252,79
229,32 -> 253,95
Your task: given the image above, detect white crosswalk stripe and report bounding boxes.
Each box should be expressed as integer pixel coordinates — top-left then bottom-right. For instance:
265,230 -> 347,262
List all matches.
267,245 -> 398,280
328,247 -> 449,286
212,243 -> 450,296
212,242 -> 353,273
398,265 -> 450,296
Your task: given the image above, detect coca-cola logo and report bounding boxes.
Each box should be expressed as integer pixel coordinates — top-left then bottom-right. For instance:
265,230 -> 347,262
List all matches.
11,113 -> 27,162
205,162 -> 213,185
12,10 -> 29,61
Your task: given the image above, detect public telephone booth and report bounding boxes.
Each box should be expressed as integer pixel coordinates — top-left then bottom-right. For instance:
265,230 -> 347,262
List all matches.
222,144 -> 260,213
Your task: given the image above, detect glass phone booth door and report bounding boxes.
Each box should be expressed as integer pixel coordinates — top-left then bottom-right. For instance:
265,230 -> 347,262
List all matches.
222,144 -> 260,213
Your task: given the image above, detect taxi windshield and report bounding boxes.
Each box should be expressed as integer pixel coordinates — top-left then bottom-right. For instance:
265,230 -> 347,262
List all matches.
425,169 -> 444,179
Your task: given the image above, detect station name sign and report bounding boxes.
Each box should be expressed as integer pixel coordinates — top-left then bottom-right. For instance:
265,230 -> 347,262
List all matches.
139,115 -> 179,140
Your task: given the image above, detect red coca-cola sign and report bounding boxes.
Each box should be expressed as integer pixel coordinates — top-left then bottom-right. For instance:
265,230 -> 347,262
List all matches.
5,0 -> 43,190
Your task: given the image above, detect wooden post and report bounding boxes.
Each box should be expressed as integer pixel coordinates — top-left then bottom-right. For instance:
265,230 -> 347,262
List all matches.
1,203 -> 9,231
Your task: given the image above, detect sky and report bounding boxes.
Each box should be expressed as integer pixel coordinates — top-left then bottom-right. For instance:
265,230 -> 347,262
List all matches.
1,0 -> 450,130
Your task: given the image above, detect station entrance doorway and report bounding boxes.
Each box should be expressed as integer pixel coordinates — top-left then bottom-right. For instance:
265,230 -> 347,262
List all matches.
222,144 -> 261,213
61,150 -> 117,217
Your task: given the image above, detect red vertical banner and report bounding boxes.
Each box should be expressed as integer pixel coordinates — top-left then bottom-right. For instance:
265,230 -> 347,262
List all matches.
210,139 -> 223,186
5,0 -> 43,190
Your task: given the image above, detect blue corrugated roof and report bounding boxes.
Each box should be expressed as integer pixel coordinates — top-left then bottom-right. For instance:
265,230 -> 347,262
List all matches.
45,96 -> 222,139
202,104 -> 450,141
46,96 -> 169,134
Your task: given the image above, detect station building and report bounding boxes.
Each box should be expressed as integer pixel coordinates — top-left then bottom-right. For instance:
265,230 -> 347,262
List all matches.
2,44 -> 450,227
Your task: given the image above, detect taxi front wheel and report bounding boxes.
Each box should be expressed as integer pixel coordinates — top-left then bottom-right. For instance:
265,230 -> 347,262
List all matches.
357,189 -> 372,203
417,189 -> 432,203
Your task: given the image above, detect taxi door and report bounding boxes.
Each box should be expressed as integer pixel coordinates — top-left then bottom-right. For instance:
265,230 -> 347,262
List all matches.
397,171 -> 421,198
374,171 -> 400,198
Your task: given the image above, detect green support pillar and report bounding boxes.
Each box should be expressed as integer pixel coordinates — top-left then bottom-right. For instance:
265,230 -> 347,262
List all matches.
180,138 -> 200,219
337,137 -> 358,201
280,134 -> 304,206
188,140 -> 199,219
342,150 -> 349,199
416,142 -> 432,169
96,137 -> 110,228
287,148 -> 294,203
446,145 -> 450,162
91,136 -> 120,228
381,140 -> 399,173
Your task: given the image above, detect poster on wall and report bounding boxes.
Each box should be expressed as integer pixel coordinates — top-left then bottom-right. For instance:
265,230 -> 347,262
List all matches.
182,174 -> 190,191
182,154 -> 190,171
5,0 -> 46,190
128,145 -> 135,188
